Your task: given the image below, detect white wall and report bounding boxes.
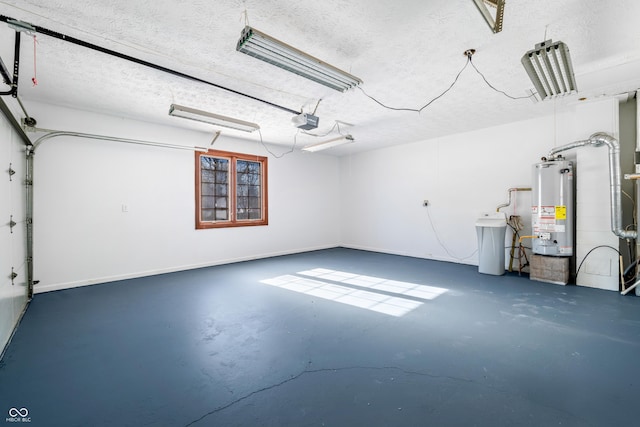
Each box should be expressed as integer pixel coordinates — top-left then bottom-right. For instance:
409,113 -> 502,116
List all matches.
20,96 -> 628,294
340,116 -> 547,265
340,98 -> 623,291
28,102 -> 341,293
0,106 -> 29,353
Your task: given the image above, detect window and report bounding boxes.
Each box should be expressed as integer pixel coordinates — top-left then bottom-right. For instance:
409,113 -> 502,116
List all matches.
195,149 -> 268,229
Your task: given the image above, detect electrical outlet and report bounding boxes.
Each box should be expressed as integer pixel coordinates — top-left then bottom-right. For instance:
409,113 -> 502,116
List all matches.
423,200 -> 429,207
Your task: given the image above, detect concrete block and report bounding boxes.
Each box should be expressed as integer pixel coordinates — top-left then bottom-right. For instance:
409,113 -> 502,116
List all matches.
530,254 -> 570,285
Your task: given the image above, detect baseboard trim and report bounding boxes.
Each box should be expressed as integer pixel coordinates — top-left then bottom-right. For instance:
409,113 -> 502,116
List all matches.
33,244 -> 339,294
341,244 -> 478,266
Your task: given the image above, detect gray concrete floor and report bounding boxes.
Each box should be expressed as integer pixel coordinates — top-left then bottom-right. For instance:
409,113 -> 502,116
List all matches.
1,248 -> 639,426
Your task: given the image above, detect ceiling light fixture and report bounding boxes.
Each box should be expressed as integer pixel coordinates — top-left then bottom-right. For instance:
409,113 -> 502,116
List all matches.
302,134 -> 354,152
236,26 -> 362,92
472,0 -> 505,33
521,40 -> 577,101
168,104 -> 260,132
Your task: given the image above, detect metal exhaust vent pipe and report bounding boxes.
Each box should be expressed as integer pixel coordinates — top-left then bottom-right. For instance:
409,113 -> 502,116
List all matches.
547,132 -> 637,240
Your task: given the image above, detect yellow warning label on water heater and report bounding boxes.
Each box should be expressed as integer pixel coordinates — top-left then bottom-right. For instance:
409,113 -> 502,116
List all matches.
555,205 -> 567,220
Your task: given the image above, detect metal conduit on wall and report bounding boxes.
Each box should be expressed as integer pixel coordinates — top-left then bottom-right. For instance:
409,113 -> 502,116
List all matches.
27,128 -> 210,296
547,132 -> 637,241
30,129 -> 209,153
547,132 -> 639,294
22,123 -> 209,297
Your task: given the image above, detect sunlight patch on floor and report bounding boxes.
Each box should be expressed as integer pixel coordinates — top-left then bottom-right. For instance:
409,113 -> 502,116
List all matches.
298,268 -> 448,300
260,269 -> 447,317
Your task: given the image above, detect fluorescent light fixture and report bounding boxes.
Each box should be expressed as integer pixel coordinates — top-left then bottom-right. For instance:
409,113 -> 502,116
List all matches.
302,134 -> 354,152
472,0 -> 505,33
236,26 -> 362,92
521,40 -> 577,101
168,104 -> 260,132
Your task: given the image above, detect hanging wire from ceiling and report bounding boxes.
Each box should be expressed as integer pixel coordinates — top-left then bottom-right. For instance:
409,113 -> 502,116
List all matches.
256,128 -> 299,159
296,98 -> 323,122
302,121 -> 349,138
242,8 -> 251,27
359,50 -> 535,112
468,59 -> 532,100
358,58 -> 469,113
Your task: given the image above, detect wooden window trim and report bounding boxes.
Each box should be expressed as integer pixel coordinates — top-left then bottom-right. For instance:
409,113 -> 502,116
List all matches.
195,149 -> 268,229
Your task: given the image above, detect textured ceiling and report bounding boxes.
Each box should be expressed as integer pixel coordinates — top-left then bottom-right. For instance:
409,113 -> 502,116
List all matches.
1,0 -> 640,155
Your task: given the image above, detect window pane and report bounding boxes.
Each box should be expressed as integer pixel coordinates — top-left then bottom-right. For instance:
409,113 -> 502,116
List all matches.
236,160 -> 249,173
237,203 -> 261,220
215,197 -> 228,209
248,185 -> 260,197
202,158 -> 229,190
237,161 -> 260,182
201,183 -> 214,196
235,159 -> 262,222
201,170 -> 215,183
248,162 -> 260,174
204,156 -> 226,168
201,196 -> 215,209
216,159 -> 229,171
237,197 -> 248,210
202,157 -> 228,170
202,209 -> 215,221
237,172 -> 248,185
201,157 -> 214,170
249,197 -> 260,209
215,184 -> 228,196
215,172 -> 228,183
200,156 -> 231,223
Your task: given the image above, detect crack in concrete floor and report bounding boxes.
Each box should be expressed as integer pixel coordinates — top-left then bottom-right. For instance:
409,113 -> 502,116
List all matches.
184,364 -> 482,427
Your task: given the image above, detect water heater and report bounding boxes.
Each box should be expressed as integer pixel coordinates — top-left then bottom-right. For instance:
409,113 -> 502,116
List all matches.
531,159 -> 574,256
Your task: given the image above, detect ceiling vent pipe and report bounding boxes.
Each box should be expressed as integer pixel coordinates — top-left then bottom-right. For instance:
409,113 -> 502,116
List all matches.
547,132 -> 637,240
